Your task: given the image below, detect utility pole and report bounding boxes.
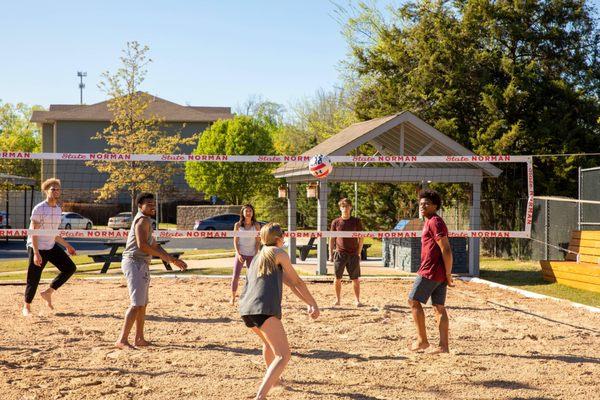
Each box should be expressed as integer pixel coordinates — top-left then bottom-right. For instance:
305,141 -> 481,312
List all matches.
77,71 -> 87,104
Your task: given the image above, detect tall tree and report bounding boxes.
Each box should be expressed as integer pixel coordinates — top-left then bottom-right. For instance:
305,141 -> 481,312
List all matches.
185,116 -> 275,205
0,101 -> 42,184
89,41 -> 195,212
342,0 -> 600,196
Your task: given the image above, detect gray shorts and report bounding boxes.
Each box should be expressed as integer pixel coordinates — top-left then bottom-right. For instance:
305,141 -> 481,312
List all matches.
333,251 -> 360,279
409,275 -> 447,305
122,257 -> 151,306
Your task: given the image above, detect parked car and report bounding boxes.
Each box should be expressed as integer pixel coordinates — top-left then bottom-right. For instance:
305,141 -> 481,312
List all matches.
108,212 -> 156,230
194,214 -> 240,231
60,212 -> 93,230
193,214 -> 267,231
0,211 -> 9,228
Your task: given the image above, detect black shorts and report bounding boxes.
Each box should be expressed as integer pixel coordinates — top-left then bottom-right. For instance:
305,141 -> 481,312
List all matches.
242,314 -> 274,328
333,251 -> 360,279
409,275 -> 447,305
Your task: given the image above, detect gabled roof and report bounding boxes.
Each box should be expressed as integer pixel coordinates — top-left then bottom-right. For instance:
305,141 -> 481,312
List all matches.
274,111 -> 501,178
31,94 -> 232,123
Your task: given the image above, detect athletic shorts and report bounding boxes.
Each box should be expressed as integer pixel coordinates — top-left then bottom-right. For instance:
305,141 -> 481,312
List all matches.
122,257 -> 151,306
241,314 -> 275,328
409,275 -> 447,305
333,251 -> 360,279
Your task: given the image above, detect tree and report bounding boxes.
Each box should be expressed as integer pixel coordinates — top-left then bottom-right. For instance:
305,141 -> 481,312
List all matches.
88,41 -> 196,212
185,116 -> 275,205
0,101 -> 42,184
342,0 -> 600,195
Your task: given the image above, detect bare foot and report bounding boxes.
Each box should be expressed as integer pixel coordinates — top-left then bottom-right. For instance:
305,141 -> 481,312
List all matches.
40,290 -> 54,310
408,341 -> 430,352
134,339 -> 151,347
115,341 -> 136,350
22,306 -> 32,317
332,300 -> 340,307
229,298 -> 235,305
428,346 -> 449,354
355,301 -> 364,308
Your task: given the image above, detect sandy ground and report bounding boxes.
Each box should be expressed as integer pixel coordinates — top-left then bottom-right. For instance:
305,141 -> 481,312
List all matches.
0,277 -> 598,400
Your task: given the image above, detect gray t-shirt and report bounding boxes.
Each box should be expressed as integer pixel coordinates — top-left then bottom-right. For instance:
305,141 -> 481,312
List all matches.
122,211 -> 154,262
239,247 -> 285,319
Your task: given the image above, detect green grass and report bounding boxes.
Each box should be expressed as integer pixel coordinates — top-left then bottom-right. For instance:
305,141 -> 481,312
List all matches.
0,249 -> 234,279
300,237 -> 383,259
480,257 -> 600,308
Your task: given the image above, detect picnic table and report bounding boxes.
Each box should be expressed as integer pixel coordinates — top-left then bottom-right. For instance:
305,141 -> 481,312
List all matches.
90,239 -> 182,273
297,237 -> 371,262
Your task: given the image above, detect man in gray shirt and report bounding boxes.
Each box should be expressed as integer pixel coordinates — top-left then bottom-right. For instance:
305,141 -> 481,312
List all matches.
115,192 -> 187,349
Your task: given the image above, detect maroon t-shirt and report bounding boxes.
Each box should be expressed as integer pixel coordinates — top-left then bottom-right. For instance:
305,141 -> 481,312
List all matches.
418,214 -> 449,282
330,216 -> 363,255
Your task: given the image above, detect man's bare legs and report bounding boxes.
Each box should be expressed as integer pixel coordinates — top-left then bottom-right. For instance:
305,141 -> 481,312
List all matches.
134,305 -> 150,346
252,318 -> 291,400
352,278 -> 361,307
116,305 -> 141,349
431,304 -> 449,353
408,299 -> 430,351
333,278 -> 342,306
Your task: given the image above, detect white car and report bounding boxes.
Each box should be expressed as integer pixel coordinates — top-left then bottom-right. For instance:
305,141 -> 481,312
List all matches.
108,212 -> 156,230
60,212 -> 93,230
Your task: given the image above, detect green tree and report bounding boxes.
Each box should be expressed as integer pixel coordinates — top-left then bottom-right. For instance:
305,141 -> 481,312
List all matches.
185,116 -> 275,205
342,0 -> 600,196
89,41 -> 195,212
0,101 -> 42,184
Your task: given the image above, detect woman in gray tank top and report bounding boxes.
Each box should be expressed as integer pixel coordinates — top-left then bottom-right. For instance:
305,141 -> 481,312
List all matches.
239,223 -> 320,400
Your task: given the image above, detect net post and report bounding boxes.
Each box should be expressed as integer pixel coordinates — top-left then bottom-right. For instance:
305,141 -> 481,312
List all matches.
316,180 -> 329,275
468,176 -> 482,276
287,182 -> 297,263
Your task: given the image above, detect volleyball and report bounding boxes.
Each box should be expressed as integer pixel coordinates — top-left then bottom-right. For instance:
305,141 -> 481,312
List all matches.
308,154 -> 333,179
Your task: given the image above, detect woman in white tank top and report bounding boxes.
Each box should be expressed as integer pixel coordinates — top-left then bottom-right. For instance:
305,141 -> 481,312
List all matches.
230,204 -> 260,305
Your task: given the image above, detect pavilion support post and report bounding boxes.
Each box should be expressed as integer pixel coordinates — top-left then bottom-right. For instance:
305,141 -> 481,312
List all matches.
469,178 -> 482,276
287,182 -> 297,263
317,180 -> 329,275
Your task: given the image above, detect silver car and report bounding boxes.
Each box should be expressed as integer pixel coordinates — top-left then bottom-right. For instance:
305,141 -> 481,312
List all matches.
108,212 -> 156,230
60,212 -> 93,230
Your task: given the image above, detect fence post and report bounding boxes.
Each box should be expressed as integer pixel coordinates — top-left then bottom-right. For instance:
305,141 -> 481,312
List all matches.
544,199 -> 549,260
578,167 -> 581,231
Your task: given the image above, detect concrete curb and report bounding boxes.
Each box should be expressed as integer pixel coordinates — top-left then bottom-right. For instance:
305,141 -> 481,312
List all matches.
459,276 -> 600,313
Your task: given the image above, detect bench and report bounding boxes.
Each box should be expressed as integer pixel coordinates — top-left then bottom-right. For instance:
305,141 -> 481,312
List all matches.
539,230 -> 600,293
297,237 -> 371,261
89,252 -> 182,273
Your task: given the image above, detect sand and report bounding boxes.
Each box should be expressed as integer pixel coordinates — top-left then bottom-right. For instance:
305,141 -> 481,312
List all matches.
0,277 -> 598,400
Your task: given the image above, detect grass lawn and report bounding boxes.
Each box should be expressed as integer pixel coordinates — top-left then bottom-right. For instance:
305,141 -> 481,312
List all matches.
0,248 -> 235,281
479,257 -> 600,308
301,237 -> 383,259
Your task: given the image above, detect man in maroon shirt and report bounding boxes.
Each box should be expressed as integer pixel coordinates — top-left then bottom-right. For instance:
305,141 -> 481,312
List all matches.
408,189 -> 454,353
329,198 -> 364,307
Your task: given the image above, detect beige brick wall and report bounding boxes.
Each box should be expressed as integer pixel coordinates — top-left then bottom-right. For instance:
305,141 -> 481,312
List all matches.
177,205 -> 242,229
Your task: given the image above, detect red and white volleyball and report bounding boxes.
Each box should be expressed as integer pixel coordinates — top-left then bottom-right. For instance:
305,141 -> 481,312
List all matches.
308,154 -> 333,179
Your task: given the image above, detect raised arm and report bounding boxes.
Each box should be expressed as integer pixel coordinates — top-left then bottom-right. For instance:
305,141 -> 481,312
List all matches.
279,251 -> 319,319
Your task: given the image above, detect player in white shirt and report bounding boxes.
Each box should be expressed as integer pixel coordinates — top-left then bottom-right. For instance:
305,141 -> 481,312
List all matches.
23,178 -> 77,317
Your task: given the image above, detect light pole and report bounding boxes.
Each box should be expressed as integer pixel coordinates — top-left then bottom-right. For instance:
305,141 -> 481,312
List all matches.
77,71 -> 87,104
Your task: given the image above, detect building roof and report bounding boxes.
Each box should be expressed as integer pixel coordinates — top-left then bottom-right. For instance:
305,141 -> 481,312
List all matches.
274,111 -> 502,180
31,94 -> 232,123
0,173 -> 36,186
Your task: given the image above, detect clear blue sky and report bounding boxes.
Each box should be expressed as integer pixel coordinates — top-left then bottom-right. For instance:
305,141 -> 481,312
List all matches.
1,0 -> 598,111
0,1 -> 353,110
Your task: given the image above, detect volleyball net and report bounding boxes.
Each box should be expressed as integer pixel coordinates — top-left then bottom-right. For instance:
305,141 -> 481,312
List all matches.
0,152 -> 534,243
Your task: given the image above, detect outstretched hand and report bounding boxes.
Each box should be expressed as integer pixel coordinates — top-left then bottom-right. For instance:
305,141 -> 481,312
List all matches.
173,259 -> 188,271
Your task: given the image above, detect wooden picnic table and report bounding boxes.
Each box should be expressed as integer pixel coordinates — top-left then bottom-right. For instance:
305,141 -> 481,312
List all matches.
91,239 -> 181,273
297,237 -> 371,261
